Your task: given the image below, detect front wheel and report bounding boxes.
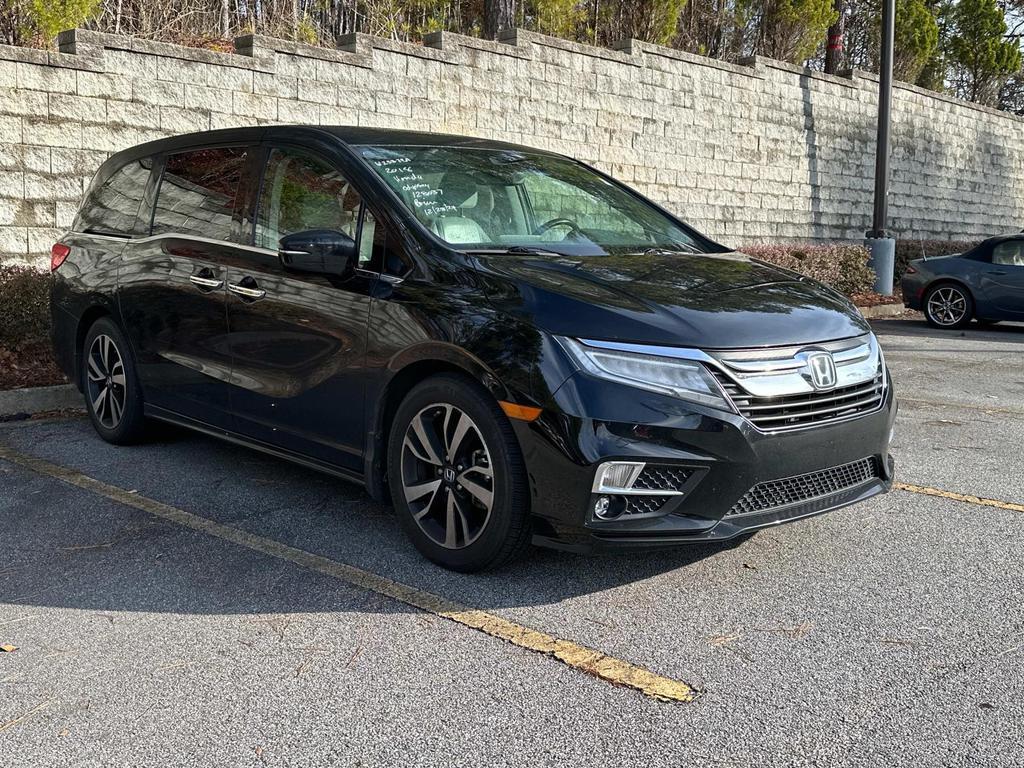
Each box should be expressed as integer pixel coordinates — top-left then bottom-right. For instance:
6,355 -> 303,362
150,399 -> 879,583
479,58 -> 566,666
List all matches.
923,283 -> 973,329
82,317 -> 147,444
387,374 -> 532,572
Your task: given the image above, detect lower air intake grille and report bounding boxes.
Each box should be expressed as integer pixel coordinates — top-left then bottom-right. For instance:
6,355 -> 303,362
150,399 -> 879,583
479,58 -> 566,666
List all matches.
728,457 -> 881,517
633,466 -> 693,492
624,495 -> 672,516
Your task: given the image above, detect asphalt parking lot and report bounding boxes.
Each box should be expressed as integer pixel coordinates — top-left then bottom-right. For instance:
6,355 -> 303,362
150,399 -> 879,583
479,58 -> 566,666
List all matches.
2,318 -> 1023,766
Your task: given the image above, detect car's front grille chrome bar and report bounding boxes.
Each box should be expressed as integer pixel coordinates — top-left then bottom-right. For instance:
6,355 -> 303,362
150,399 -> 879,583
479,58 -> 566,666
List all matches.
712,368 -> 885,431
705,333 -> 886,432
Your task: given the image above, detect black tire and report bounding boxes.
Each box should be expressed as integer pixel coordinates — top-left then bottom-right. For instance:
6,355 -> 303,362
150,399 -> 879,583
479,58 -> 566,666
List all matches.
923,282 -> 973,330
82,316 -> 147,445
387,373 -> 532,572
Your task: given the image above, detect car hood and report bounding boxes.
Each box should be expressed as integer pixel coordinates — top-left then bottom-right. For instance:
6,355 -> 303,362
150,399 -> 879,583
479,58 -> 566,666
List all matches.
473,251 -> 870,349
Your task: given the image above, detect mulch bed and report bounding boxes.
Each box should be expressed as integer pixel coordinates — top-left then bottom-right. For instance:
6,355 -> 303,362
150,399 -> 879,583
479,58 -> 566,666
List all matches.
0,342 -> 67,391
851,290 -> 904,308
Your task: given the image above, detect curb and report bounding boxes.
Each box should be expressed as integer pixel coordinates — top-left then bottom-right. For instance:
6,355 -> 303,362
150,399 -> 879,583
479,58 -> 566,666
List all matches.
0,384 -> 82,418
857,302 -> 907,319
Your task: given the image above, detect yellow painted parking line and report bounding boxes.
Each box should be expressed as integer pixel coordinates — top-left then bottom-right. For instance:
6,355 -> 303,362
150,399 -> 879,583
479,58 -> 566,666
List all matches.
0,444 -> 698,704
895,482 -> 1024,514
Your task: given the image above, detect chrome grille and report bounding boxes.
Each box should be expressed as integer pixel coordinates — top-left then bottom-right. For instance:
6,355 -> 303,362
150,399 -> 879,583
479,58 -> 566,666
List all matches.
728,457 -> 880,517
633,466 -> 693,491
712,369 -> 885,432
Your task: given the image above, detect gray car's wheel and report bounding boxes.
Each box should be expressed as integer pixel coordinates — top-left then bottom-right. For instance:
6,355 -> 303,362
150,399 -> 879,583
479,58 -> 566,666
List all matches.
923,283 -> 973,330
387,374 -> 531,572
82,317 -> 147,444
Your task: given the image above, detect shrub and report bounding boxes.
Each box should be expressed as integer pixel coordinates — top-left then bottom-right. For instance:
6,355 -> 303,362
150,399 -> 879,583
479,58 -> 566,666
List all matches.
0,264 -> 53,349
893,239 -> 979,282
739,243 -> 876,297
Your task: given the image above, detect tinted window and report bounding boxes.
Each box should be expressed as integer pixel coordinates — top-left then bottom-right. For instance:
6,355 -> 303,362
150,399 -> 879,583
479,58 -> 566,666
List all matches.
152,147 -> 248,241
992,240 -> 1024,267
256,148 -> 361,250
75,158 -> 151,236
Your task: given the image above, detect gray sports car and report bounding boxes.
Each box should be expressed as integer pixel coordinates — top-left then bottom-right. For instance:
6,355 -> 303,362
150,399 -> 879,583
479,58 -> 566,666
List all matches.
902,234 -> 1024,329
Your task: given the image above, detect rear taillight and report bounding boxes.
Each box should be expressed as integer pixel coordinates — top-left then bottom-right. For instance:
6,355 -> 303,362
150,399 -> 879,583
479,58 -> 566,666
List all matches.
904,265 -> 917,275
51,243 -> 70,272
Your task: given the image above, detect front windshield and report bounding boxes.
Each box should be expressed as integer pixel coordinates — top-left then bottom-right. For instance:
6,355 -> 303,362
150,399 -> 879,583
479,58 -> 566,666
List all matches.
358,144 -> 713,256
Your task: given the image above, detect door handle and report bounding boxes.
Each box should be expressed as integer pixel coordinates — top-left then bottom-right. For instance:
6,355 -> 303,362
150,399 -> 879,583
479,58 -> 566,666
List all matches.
228,280 -> 266,301
988,270 -> 1008,276
189,273 -> 223,290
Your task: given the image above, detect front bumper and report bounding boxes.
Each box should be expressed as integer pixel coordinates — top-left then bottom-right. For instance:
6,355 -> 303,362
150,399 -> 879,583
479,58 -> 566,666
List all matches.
516,371 -> 897,552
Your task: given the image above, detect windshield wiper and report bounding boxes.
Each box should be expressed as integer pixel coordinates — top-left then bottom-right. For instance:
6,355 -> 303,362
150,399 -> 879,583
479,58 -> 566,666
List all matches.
464,245 -> 567,257
640,246 -> 699,255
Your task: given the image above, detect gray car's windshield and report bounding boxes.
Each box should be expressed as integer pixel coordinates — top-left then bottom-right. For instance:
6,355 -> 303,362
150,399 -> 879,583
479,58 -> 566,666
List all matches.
358,144 -> 713,256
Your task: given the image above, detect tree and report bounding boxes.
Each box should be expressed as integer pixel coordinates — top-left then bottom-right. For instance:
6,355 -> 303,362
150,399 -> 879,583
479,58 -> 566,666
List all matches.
892,0 -> 939,81
946,0 -> 1021,105
823,0 -> 843,73
526,0 -> 587,40
739,0 -> 839,63
675,0 -> 744,59
833,0 -> 938,81
913,0 -> 953,90
484,0 -> 516,38
1,0 -> 100,44
597,0 -> 689,46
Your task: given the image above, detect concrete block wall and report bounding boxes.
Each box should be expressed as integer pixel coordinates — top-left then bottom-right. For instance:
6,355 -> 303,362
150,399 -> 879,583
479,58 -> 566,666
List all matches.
1,27 -> 1023,267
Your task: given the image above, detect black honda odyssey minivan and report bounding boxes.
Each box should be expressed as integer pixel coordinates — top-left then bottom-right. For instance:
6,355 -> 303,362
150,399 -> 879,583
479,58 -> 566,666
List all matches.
51,126 -> 896,571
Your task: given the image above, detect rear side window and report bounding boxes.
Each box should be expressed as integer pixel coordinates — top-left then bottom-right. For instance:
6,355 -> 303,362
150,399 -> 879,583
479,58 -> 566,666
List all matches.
75,158 -> 151,236
152,147 -> 249,242
992,240 -> 1024,267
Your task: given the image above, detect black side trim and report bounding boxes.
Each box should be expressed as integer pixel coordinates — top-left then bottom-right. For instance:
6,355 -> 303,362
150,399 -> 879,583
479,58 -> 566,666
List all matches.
145,404 -> 367,489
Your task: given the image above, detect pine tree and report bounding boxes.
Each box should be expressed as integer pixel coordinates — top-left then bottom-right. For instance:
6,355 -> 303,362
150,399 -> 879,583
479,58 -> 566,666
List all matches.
946,0 -> 1021,104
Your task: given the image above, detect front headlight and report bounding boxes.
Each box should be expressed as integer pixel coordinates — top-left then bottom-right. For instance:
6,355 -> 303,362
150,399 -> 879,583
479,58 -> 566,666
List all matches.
556,337 -> 734,411
872,332 -> 888,391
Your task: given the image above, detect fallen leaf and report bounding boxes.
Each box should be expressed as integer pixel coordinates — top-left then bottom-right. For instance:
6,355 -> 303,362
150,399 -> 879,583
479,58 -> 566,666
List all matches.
709,634 -> 740,647
0,645 -> 17,653
742,563 -> 758,570
346,645 -> 364,668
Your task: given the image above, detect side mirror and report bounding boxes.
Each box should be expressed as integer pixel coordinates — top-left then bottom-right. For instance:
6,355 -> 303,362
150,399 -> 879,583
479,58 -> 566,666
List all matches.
278,229 -> 357,278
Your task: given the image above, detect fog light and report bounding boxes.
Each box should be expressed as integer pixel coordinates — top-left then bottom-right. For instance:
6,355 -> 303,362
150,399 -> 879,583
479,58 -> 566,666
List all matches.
593,461 -> 645,493
593,495 -> 623,520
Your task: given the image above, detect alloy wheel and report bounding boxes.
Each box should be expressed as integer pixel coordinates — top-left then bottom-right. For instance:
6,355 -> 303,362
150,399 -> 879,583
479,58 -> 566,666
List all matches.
86,334 -> 127,429
926,286 -> 968,326
400,403 -> 495,550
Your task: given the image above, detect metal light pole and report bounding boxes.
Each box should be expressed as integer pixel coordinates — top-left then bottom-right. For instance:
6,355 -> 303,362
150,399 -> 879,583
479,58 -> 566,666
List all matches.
866,0 -> 897,295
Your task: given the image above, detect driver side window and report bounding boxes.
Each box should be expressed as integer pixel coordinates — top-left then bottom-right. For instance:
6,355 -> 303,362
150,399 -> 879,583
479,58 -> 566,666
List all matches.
992,240 -> 1024,267
256,148 -> 361,250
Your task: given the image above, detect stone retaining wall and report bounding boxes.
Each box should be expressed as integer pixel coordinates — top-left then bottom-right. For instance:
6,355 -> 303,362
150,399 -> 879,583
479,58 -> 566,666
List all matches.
1,27 -> 1021,266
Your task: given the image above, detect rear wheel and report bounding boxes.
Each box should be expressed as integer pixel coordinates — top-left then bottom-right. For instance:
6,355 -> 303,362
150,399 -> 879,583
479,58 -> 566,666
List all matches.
923,283 -> 973,329
82,317 -> 147,444
387,374 -> 531,572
